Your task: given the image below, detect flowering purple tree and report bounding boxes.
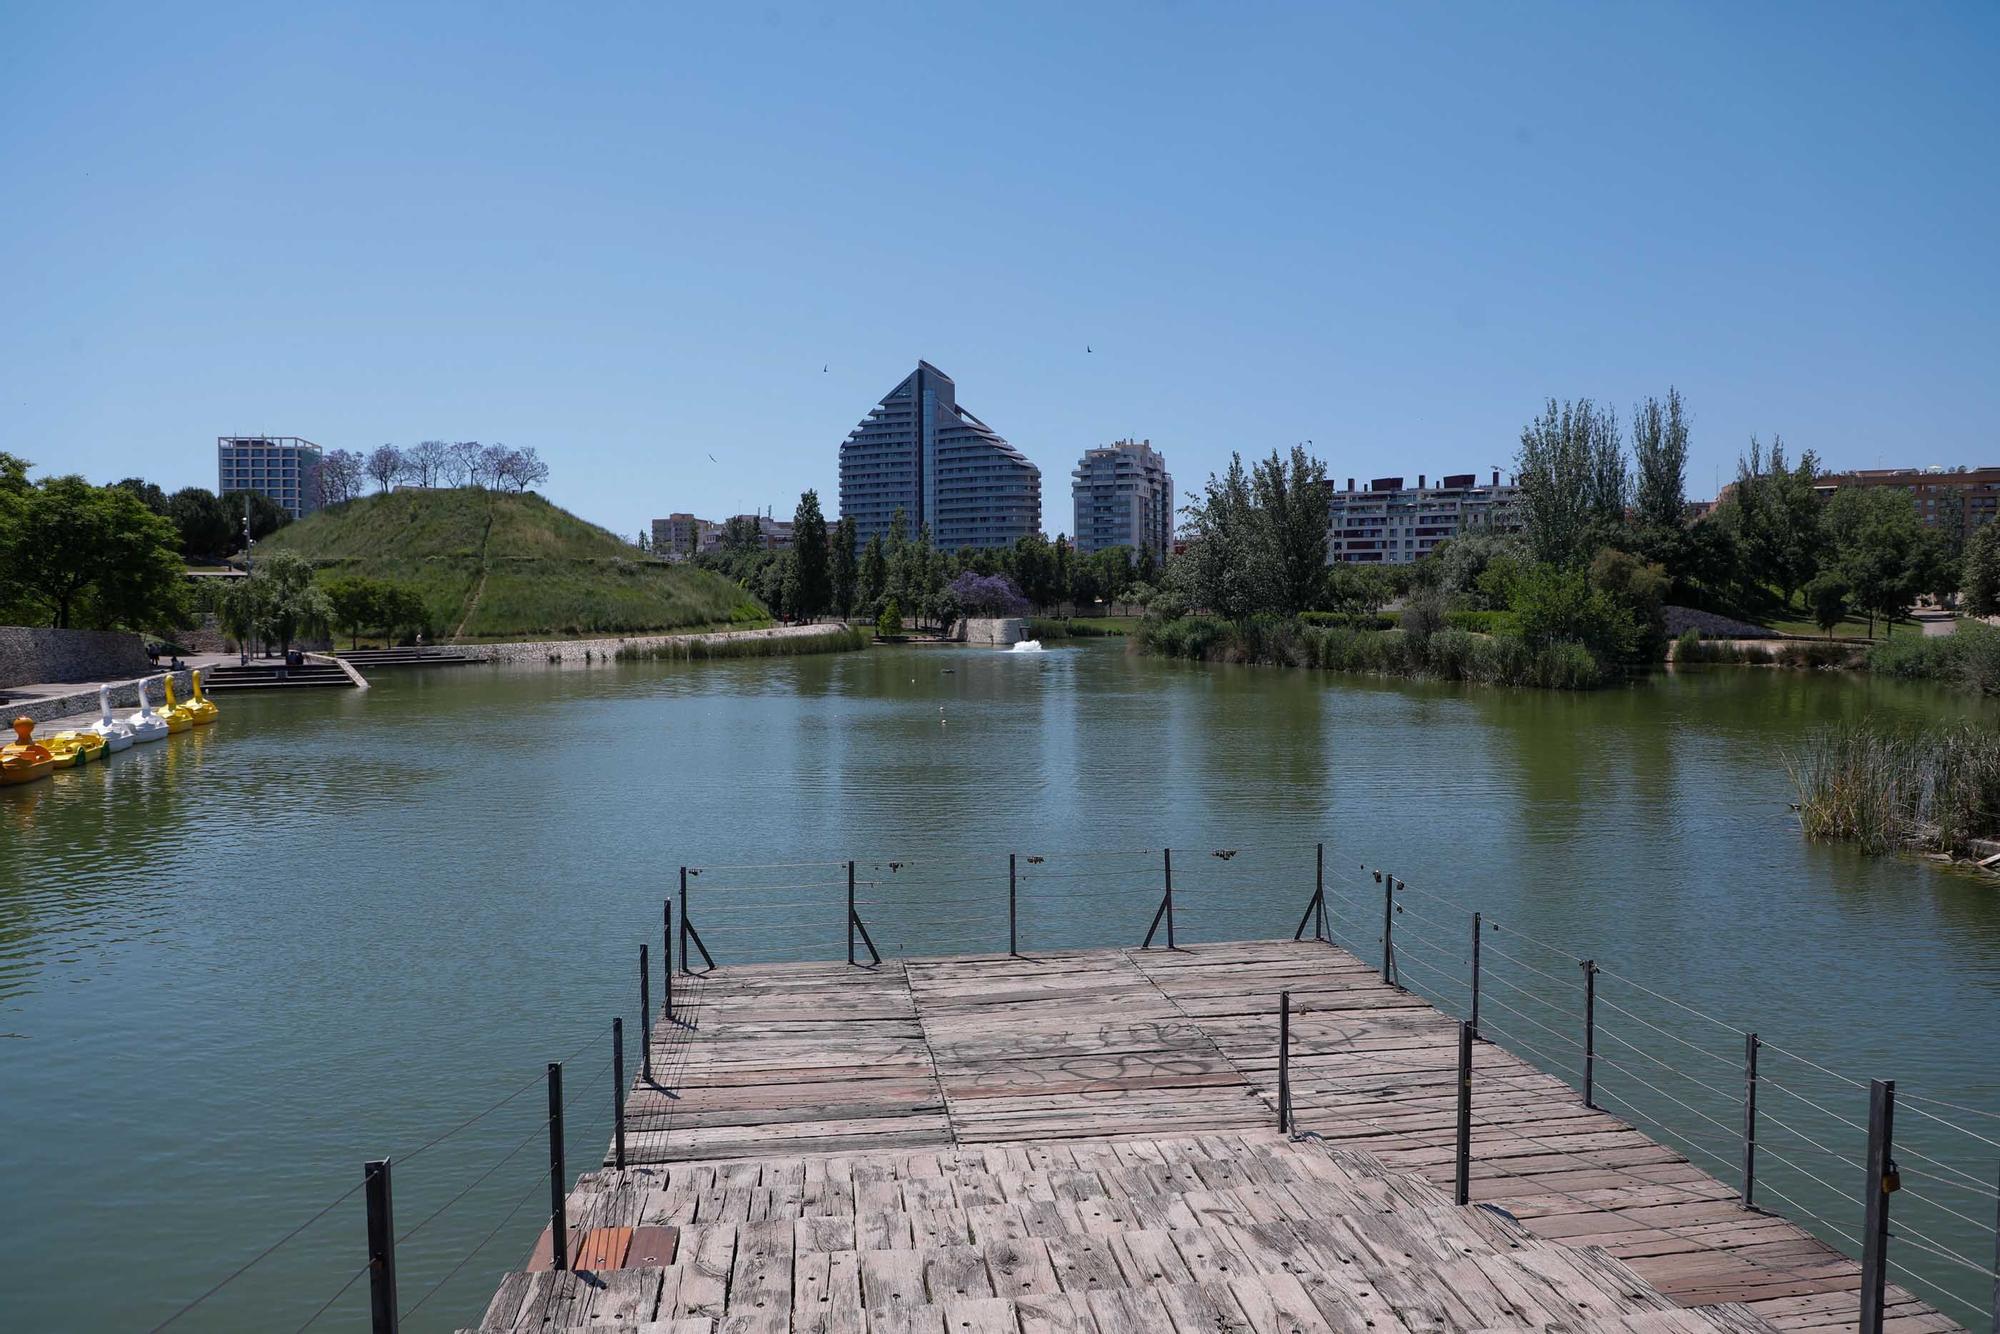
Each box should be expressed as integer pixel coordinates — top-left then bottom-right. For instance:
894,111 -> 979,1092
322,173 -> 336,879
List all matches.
947,571 -> 1030,617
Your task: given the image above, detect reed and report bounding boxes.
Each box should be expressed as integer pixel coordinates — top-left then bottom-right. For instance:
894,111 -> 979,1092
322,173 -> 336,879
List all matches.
1784,723 -> 2000,855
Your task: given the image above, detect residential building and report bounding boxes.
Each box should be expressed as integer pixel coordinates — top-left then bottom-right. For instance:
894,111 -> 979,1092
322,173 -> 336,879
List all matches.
838,361 -> 1041,549
1811,466 -> 2000,532
652,513 -> 716,560
723,514 -> 794,551
216,436 -> 322,518
1072,439 -> 1173,557
1324,470 -> 1521,564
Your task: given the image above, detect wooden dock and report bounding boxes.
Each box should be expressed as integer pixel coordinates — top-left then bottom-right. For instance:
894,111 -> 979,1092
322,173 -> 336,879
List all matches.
470,940 -> 1955,1333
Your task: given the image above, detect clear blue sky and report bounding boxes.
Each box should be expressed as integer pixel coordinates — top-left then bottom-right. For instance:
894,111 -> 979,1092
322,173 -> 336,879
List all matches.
4,2 -> 1995,539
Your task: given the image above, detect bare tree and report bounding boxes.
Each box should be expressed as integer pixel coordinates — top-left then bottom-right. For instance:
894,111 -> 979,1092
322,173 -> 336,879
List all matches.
494,445 -> 550,492
315,449 -> 364,506
403,439 -> 449,488
473,443 -> 509,488
366,444 -> 403,493
442,440 -> 478,488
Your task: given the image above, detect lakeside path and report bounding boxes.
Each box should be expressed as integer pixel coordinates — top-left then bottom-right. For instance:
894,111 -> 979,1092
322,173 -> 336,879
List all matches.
460,621 -> 861,665
475,941 -> 1952,1332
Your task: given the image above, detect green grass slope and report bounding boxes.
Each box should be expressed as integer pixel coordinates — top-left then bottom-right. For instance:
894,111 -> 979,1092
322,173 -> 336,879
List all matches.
260,489 -> 767,640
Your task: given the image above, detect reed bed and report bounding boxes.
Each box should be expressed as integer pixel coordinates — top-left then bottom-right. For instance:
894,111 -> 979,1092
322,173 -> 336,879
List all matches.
1784,723 -> 2000,855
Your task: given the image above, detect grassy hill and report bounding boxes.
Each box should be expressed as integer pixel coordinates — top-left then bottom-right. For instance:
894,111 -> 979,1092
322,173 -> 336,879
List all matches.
260,489 -> 766,641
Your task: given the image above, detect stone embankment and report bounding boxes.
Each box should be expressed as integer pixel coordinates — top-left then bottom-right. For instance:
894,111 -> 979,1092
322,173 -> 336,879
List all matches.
0,626 -> 153,689
14,669 -> 194,727
476,621 -> 859,664
948,616 -> 1029,645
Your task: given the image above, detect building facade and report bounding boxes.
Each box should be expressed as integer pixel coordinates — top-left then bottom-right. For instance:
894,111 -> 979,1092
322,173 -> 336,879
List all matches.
1071,439 -> 1173,557
1812,467 -> 2000,532
1324,470 -> 1521,564
838,362 -> 1041,549
217,436 -> 322,518
652,513 -> 715,560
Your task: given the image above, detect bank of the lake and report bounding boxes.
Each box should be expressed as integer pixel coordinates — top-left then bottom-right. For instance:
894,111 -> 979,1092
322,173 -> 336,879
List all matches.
4,641 -> 1997,1330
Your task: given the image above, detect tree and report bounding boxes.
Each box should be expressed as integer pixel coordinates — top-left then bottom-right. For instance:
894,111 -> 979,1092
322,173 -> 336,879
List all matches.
720,515 -> 763,555
315,449 -> 365,507
947,571 -> 1030,616
403,439 -> 450,488
1516,399 -> 1621,567
112,477 -> 170,514
220,489 -> 292,546
323,575 -> 381,648
875,596 -> 902,638
1717,436 -> 1820,609
1962,521 -> 2000,616
1169,453 -> 1277,619
1512,563 -> 1640,664
1824,486 -> 1923,635
788,490 -> 831,621
10,476 -> 187,629
1323,565 -> 1392,618
1251,444 -> 1331,615
1805,571 -> 1850,638
493,445 -> 549,491
1631,387 -> 1689,532
829,518 -> 858,618
164,487 -> 231,559
859,533 -> 887,612
367,445 -> 402,493
249,550 -> 332,653
442,441 -> 480,488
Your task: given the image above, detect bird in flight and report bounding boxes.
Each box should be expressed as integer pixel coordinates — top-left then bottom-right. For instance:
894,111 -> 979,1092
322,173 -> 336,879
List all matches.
707,453 -> 717,463
822,364 -> 828,373
1086,345 -> 1093,353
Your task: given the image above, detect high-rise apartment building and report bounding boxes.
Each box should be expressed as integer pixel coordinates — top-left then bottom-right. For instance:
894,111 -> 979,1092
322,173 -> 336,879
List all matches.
1324,471 -> 1521,564
1072,439 -> 1173,556
217,436 -> 323,518
652,513 -> 715,560
838,362 -> 1041,549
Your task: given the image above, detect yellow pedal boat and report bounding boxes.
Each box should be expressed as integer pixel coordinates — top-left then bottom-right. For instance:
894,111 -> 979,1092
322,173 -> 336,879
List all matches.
158,674 -> 196,733
186,670 -> 220,725
48,731 -> 107,766
1,717 -> 55,785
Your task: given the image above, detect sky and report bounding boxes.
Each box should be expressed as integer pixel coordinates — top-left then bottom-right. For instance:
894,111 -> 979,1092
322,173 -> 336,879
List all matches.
3,2 -> 1996,539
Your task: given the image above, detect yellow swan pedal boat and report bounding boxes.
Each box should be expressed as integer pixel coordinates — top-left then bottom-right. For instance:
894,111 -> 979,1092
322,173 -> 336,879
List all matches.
1,717 -> 56,785
186,670 -> 220,725
48,730 -> 107,766
157,674 -> 196,733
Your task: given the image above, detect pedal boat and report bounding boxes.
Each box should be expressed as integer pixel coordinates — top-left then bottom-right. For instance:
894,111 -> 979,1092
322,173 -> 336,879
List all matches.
157,675 -> 196,733
1,718 -> 55,785
127,677 -> 170,743
48,730 -> 107,766
186,670 -> 220,725
87,684 -> 136,752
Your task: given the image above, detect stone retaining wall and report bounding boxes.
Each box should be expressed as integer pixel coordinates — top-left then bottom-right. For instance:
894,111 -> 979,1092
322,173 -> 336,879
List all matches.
0,626 -> 154,688
13,669 -> 194,726
950,617 -> 1030,646
473,622 -> 855,664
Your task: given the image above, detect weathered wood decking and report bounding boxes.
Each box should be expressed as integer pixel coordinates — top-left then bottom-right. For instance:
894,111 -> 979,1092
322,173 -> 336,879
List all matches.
606,941 -> 1951,1332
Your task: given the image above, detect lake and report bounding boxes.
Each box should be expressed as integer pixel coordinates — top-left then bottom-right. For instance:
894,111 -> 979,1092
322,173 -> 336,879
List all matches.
3,640 -> 1996,1329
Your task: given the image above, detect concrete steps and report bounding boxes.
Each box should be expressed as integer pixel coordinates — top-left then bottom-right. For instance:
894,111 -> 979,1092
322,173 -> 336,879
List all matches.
198,661 -> 355,691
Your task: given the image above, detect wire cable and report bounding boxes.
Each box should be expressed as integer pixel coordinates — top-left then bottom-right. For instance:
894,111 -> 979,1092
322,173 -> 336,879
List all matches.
145,1175 -> 369,1332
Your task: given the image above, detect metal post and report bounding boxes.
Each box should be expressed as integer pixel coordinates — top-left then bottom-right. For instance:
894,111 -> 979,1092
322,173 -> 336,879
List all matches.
847,860 -> 856,966
1316,843 -> 1328,941
1278,991 -> 1292,1134
662,899 -> 673,1024
1008,853 -> 1018,957
1468,912 -> 1482,1036
1741,1033 -> 1760,1208
547,1062 -> 568,1271
1581,960 -> 1598,1109
1164,848 -> 1176,949
678,867 -> 690,975
1989,1162 -> 1997,1334
363,1158 -> 398,1334
612,1019 -> 626,1170
1858,1079 -> 1897,1334
639,946 -> 651,1081
1454,1021 -> 1473,1207
1381,872 -> 1395,985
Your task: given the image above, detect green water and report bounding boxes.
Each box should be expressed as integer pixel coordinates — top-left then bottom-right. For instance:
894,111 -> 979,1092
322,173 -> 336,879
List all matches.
3,643 -> 1997,1329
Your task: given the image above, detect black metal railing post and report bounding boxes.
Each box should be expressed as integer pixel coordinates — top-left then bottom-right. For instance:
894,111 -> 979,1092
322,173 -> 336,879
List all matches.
1008,853 -> 1018,956
1858,1079 -> 1897,1334
612,1018 -> 626,1170
1468,912 -> 1483,1035
363,1158 -> 398,1334
1379,872 -> 1395,985
1581,960 -> 1598,1109
662,899 -> 673,1024
547,1062 -> 568,1271
1741,1032 -> 1760,1208
1294,843 -> 1328,943
1455,1021 -> 1473,1207
1278,991 -> 1292,1134
678,867 -> 691,975
639,947 -> 650,1081
1142,848 -> 1177,949
847,860 -> 856,965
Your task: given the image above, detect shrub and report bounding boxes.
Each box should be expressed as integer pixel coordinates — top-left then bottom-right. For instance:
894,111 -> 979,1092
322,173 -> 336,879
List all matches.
1299,610 -> 1394,631
875,597 -> 903,639
1444,609 -> 1517,636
